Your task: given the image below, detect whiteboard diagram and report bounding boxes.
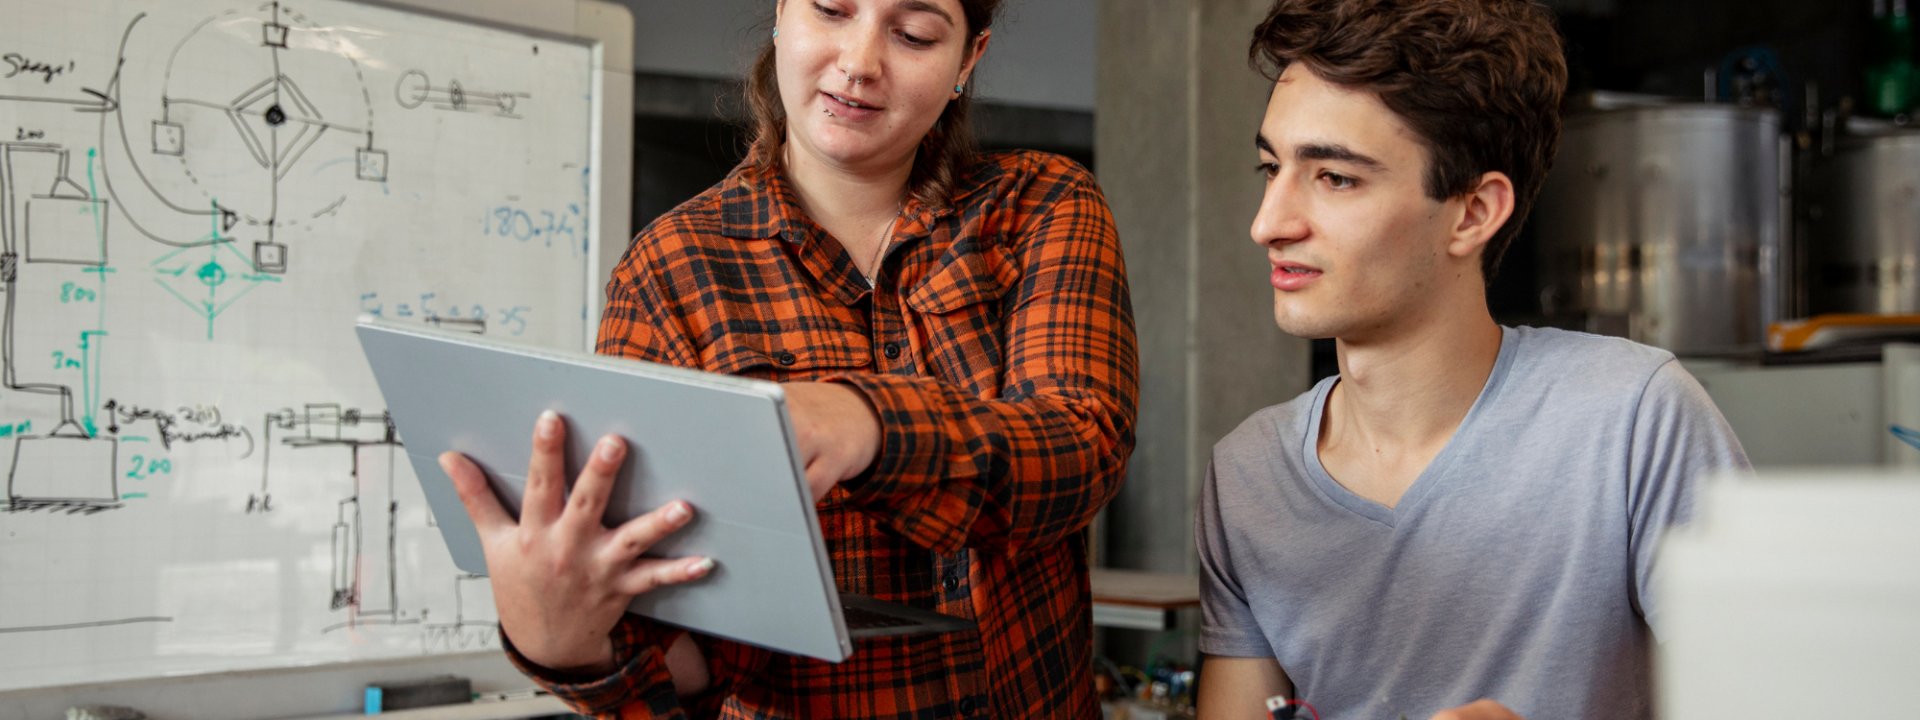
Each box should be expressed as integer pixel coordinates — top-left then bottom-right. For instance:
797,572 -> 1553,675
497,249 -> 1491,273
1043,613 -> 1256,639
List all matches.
0,0 -> 596,691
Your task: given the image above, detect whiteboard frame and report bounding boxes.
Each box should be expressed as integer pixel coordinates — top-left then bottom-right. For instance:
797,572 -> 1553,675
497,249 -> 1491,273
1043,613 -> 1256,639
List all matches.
0,0 -> 631,711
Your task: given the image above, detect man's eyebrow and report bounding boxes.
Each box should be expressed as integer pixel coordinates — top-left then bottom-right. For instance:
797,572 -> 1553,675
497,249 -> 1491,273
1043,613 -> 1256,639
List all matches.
1255,134 -> 1276,156
1296,142 -> 1385,171
897,0 -> 955,25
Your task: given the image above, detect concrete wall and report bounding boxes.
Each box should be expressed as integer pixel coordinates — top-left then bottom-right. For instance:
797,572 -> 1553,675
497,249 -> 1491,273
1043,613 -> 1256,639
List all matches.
1096,0 -> 1313,575
619,0 -> 1096,111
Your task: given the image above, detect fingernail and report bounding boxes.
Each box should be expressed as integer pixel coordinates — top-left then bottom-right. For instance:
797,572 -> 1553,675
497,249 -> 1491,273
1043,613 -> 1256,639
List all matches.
597,436 -> 621,462
687,557 -> 715,578
667,501 -> 691,523
537,410 -> 559,439
437,454 -> 454,474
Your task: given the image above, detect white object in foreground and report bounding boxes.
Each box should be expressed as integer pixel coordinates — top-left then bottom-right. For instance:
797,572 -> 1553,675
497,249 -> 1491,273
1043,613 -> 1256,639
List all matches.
1657,469 -> 1920,719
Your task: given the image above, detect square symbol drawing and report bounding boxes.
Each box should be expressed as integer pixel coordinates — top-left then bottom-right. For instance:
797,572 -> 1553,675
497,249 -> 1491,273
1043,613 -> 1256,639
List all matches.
254,241 -> 287,274
356,148 -> 388,182
24,198 -> 108,266
152,121 -> 185,156
263,22 -> 289,48
8,436 -> 118,504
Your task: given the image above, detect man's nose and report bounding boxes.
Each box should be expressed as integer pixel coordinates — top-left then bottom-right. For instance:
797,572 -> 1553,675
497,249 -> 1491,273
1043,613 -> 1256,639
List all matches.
1251,179 -> 1309,248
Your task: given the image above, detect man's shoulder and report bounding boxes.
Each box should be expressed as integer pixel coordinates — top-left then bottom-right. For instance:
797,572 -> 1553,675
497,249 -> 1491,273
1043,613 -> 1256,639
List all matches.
1213,379 -> 1329,467
1505,325 -> 1678,394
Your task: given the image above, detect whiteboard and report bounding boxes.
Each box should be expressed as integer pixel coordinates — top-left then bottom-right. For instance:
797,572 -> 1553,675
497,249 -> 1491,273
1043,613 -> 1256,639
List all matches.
0,0 -> 616,690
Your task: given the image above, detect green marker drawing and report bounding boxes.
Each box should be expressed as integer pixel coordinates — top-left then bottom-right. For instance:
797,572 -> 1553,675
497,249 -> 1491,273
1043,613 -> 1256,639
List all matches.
146,199 -> 277,339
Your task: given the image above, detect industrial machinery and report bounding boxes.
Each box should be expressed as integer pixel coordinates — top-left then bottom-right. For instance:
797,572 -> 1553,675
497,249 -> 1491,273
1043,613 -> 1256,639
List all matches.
1806,129 -> 1920,316
1533,104 -> 1789,356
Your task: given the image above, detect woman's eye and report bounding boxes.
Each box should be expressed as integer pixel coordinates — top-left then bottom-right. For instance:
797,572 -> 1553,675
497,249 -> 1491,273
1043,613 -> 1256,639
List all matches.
899,31 -> 933,47
812,2 -> 847,18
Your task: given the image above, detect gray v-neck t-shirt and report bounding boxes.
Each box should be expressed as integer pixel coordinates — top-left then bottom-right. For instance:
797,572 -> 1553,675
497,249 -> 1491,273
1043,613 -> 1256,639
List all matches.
1196,326 -> 1750,720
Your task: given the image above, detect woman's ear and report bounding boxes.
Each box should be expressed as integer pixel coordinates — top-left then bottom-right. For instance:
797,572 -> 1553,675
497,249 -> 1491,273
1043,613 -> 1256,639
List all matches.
1447,170 -> 1514,261
956,29 -> 992,90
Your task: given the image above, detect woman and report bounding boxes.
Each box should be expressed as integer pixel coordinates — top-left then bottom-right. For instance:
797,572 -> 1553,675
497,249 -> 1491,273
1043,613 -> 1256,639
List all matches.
438,0 -> 1137,717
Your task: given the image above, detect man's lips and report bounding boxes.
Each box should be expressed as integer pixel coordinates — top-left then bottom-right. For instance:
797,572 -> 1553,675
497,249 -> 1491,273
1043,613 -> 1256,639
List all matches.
1271,261 -> 1322,291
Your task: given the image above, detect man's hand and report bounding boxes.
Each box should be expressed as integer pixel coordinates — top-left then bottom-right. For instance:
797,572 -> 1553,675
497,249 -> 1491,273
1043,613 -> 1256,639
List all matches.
1430,699 -> 1525,720
783,382 -> 882,501
440,410 -> 714,677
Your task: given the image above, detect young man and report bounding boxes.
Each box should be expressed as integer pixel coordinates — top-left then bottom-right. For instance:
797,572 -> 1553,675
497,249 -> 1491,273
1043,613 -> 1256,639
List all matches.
1193,1 -> 1749,719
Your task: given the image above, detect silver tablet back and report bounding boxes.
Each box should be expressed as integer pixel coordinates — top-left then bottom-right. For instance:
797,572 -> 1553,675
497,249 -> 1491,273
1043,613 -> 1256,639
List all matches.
355,317 -> 854,662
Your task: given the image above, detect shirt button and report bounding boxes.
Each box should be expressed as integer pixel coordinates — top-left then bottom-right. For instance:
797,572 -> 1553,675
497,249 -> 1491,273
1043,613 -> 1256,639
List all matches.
958,697 -> 976,715
883,342 -> 901,360
776,351 -> 796,366
942,575 -> 960,592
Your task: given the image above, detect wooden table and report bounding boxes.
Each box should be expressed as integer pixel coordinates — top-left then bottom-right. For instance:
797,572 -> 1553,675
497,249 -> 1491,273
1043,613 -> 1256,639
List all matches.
1089,569 -> 1201,631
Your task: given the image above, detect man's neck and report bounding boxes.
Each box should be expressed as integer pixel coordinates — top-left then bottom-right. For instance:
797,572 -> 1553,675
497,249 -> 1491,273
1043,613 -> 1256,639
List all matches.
1317,288 -> 1504,508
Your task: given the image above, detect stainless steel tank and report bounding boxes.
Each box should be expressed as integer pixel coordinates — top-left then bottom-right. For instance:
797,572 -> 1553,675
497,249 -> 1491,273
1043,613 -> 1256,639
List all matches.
1534,105 -> 1786,355
1807,131 -> 1920,315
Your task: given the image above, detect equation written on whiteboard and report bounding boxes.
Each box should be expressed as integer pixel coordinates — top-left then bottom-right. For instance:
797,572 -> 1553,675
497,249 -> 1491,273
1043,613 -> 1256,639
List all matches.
360,292 -> 532,336
482,203 -> 584,255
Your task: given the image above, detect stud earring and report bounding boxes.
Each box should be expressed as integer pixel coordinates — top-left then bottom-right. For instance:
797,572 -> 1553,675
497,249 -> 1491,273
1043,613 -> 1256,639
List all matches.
772,28 -> 779,38
955,84 -> 964,93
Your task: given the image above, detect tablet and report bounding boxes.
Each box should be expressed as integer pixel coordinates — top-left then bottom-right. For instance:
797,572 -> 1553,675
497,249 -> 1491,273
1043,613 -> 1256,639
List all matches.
355,316 -> 972,663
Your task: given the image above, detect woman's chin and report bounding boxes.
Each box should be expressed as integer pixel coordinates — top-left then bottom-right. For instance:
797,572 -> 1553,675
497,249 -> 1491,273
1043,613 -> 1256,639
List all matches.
795,129 -> 908,171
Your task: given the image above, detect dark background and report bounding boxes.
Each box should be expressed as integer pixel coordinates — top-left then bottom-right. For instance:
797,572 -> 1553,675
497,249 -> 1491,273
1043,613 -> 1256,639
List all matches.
623,3 -> 1891,381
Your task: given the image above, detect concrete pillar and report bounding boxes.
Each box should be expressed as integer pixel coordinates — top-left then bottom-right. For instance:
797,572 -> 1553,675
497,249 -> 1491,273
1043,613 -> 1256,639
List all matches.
1096,0 -> 1313,576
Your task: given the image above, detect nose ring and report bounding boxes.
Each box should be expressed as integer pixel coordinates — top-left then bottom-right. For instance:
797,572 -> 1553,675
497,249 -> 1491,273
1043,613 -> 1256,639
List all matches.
846,74 -> 864,85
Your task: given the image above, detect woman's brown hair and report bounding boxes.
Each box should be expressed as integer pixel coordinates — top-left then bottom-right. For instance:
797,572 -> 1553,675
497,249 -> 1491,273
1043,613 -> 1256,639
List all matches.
1250,0 -> 1567,281
746,0 -> 1002,207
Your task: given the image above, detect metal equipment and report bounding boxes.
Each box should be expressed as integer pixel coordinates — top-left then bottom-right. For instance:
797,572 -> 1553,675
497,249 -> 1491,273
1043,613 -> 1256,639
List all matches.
1534,105 -> 1788,355
1807,130 -> 1920,315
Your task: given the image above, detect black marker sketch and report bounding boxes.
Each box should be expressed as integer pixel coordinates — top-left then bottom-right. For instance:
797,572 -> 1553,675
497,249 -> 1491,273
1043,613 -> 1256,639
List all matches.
395,70 -> 529,119
2,54 -> 77,85
355,145 -> 386,182
0,616 -> 173,634
254,404 -> 423,633
253,240 -> 286,274
95,14 -> 237,250
0,143 -> 118,515
94,3 -> 388,283
23,148 -> 107,266
419,574 -> 499,652
102,400 -> 254,454
0,89 -> 113,110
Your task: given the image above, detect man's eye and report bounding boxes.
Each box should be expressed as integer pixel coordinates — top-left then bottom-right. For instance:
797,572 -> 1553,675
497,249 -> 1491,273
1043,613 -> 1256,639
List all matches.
1322,171 -> 1357,189
1254,162 -> 1280,179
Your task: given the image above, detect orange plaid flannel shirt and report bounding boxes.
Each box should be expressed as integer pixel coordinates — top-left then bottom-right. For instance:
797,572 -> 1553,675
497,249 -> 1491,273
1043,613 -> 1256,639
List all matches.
504,145 -> 1138,719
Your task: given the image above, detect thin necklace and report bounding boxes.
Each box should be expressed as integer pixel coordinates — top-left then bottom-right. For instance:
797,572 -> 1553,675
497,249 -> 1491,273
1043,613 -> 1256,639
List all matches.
865,211 -> 902,288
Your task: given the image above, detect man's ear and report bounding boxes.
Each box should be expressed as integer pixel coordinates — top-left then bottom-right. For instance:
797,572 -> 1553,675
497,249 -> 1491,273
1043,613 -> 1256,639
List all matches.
1448,171 -> 1514,261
